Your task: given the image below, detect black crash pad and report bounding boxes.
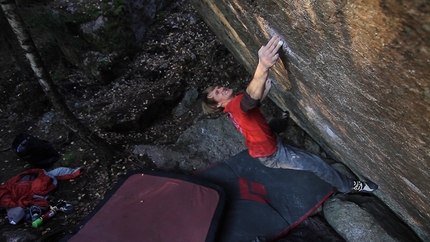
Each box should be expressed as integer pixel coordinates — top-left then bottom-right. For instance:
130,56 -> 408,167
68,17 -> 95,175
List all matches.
194,150 -> 333,242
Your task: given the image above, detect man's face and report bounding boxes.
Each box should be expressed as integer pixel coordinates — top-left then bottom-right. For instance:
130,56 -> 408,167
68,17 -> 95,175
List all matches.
207,86 -> 234,107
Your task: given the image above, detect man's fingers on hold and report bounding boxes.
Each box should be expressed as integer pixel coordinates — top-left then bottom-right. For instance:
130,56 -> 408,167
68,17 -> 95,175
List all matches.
267,36 -> 278,49
274,40 -> 283,51
268,36 -> 277,45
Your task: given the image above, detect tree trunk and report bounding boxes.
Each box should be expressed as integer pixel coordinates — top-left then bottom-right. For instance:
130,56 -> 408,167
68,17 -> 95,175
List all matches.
0,0 -> 114,160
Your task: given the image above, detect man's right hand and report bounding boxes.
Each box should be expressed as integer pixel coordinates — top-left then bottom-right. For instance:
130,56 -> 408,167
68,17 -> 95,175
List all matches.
257,36 -> 283,70
246,36 -> 283,100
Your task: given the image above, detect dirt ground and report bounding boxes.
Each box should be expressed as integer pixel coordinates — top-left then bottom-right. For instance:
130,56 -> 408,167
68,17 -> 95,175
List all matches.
0,1 -> 256,241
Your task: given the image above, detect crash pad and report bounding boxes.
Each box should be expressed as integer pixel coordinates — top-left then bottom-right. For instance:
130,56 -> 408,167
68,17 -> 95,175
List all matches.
61,170 -> 225,242
194,150 -> 333,242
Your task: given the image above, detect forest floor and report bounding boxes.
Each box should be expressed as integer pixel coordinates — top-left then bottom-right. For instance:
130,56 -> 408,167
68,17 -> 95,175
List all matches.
0,1 -> 260,241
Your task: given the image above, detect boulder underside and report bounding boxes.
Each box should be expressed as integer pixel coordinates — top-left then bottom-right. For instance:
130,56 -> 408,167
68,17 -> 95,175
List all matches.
187,0 -> 430,240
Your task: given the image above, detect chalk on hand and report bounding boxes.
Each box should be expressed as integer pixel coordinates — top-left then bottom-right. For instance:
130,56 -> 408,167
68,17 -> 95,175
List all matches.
277,41 -> 284,46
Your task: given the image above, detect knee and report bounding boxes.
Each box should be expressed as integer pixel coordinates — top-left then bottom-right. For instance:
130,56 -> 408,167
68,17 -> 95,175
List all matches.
259,157 -> 277,169
259,157 -> 292,169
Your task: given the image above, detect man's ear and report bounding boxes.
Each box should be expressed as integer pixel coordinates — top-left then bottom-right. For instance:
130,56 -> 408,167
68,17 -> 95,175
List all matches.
216,102 -> 223,108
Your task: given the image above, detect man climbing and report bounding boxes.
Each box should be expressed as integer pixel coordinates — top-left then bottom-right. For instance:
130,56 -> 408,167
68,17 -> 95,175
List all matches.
201,36 -> 378,193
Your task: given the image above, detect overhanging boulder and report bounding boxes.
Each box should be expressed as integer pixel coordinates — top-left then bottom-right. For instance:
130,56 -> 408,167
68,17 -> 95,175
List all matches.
187,0 -> 430,240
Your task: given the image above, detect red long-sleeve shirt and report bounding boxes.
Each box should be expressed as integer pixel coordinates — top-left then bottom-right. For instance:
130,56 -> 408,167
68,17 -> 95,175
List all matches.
224,93 -> 277,158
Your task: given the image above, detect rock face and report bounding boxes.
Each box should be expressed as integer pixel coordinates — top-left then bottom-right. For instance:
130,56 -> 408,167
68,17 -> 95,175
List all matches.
187,0 -> 430,240
324,197 -> 399,242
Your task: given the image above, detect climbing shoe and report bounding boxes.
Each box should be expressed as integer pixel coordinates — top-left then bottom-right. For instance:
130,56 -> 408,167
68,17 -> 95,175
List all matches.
351,180 -> 378,193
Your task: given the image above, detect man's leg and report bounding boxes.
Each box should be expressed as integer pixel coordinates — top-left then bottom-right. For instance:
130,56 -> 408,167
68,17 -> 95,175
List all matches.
259,137 -> 372,193
281,144 -> 353,193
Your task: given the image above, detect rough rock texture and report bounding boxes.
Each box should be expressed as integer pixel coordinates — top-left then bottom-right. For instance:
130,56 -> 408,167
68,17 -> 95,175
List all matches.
133,114 -> 246,173
324,197 -> 398,242
187,0 -> 430,240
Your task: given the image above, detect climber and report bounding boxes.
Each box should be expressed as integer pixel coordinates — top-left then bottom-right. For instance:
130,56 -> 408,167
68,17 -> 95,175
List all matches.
201,35 -> 378,193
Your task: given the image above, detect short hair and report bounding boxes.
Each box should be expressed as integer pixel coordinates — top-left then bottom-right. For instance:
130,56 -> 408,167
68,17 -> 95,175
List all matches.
201,86 -> 223,114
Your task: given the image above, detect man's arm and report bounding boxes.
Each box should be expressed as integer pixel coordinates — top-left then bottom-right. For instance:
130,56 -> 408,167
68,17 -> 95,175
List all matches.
246,36 -> 282,100
261,79 -> 272,102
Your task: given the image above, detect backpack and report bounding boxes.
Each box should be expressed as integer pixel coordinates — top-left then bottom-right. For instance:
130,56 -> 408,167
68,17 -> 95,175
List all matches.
12,133 -> 61,168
